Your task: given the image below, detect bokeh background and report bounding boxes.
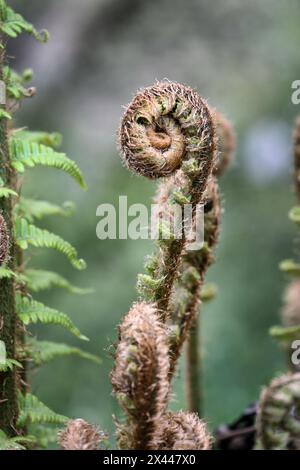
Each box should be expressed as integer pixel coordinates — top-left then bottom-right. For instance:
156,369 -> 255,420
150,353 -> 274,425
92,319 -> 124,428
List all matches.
7,0 -> 300,447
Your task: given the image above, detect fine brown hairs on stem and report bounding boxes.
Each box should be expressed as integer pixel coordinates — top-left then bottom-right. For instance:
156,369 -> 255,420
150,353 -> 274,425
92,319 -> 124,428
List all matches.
59,419 -> 107,450
111,302 -> 170,450
119,81 -> 216,320
293,116 -> 300,201
0,213 -> 9,266
168,178 -> 221,376
155,411 -> 212,450
256,373 -> 300,450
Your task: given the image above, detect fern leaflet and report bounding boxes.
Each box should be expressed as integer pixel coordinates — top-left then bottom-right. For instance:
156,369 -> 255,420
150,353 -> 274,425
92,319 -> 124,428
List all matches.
14,130 -> 62,148
16,295 -> 88,341
17,393 -> 68,428
0,430 -> 35,450
22,268 -> 91,294
270,324 -> 300,343
25,339 -> 101,365
15,218 -> 86,270
10,139 -> 87,189
15,198 -> 75,222
0,3 -> 48,42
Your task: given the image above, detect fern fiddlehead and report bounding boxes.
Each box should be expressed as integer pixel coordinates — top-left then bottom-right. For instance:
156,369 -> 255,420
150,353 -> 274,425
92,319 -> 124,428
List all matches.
112,81 -> 218,450
111,302 -> 170,450
59,419 -> 107,451
256,373 -> 300,450
119,81 -> 217,320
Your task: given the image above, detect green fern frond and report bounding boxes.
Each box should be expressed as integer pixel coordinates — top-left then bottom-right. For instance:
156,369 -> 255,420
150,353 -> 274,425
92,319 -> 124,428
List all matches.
200,282 -> 218,303
0,3 -> 48,42
0,187 -> 18,198
289,206 -> 300,224
0,340 -> 23,371
15,218 -> 86,270
279,259 -> 300,277
0,358 -> 23,372
29,424 -> 59,449
270,324 -> 300,343
0,430 -> 35,450
0,267 -> 16,279
0,108 -> 11,120
17,393 -> 68,428
0,175 -> 18,198
14,130 -> 62,148
15,198 -> 75,222
4,66 -> 35,100
22,269 -> 92,294
16,295 -> 88,341
10,139 -> 87,189
25,339 -> 101,366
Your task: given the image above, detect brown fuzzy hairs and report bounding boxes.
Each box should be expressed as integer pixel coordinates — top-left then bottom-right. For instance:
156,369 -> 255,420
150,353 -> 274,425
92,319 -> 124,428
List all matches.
59,419 -> 107,450
155,411 -> 212,450
119,80 -> 216,181
111,302 -> 170,450
256,373 -> 300,450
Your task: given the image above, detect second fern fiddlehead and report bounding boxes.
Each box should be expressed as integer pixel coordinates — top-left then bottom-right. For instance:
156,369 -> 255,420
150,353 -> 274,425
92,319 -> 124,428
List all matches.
256,373 -> 300,450
111,302 -> 170,450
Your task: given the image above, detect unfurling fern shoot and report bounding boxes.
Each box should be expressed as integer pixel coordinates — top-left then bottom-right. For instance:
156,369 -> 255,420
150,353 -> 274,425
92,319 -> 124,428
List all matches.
256,373 -> 300,450
0,0 -> 98,448
112,81 -> 224,450
119,81 -> 217,319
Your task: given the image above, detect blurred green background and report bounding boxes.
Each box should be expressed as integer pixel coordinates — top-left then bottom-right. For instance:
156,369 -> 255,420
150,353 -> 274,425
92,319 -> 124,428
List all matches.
7,0 -> 300,447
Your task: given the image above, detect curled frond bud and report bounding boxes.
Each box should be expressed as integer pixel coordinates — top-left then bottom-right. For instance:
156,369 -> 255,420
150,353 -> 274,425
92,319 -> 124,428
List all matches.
59,419 -> 107,450
281,280 -> 300,327
213,112 -> 235,177
119,81 -> 215,180
111,302 -> 170,449
293,116 -> 300,201
0,213 -> 9,266
256,373 -> 300,450
119,82 -> 216,319
155,412 -> 212,450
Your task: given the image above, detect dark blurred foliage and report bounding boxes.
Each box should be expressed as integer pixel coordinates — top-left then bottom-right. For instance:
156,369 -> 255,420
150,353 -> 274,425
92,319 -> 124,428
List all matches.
6,0 -> 300,447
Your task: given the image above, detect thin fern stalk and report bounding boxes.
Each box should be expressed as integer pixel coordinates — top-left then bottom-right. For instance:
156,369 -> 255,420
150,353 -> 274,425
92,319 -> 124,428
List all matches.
180,114 -> 234,414
0,33 -> 18,435
186,319 -> 201,415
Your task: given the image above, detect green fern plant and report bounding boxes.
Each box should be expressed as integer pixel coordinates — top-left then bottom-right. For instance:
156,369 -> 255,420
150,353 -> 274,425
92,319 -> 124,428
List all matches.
0,0 -> 98,446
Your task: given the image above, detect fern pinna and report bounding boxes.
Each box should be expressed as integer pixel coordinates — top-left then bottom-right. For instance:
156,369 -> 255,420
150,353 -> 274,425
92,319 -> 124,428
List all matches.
0,0 -> 98,449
